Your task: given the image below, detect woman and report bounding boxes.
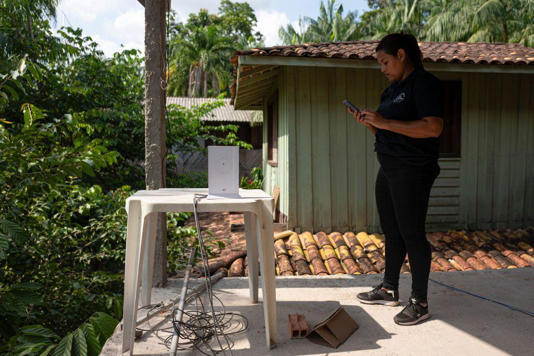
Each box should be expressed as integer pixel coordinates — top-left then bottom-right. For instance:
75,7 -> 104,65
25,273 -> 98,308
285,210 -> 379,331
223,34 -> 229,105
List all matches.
348,33 -> 444,326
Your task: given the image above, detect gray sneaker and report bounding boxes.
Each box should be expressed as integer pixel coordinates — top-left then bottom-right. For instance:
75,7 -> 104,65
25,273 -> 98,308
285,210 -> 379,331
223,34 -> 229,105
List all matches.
357,283 -> 400,306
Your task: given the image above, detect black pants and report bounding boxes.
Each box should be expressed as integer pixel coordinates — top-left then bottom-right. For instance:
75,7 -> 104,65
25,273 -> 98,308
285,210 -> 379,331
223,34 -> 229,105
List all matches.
375,153 -> 440,301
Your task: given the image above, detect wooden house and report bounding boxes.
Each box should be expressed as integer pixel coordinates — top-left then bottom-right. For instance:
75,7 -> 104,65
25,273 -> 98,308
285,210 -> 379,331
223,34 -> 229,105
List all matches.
231,41 -> 534,232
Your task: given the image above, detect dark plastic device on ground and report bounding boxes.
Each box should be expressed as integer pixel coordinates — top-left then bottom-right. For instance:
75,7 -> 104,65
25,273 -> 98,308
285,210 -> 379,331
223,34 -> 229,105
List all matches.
343,99 -> 360,113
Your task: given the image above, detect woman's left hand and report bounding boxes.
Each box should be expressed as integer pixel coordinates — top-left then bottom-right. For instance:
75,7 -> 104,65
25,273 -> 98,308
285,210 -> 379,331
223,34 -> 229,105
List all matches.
361,110 -> 388,130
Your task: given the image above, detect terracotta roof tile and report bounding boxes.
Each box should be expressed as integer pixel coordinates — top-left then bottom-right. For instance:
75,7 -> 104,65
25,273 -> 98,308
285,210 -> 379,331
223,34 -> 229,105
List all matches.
188,212 -> 534,277
233,41 -> 534,65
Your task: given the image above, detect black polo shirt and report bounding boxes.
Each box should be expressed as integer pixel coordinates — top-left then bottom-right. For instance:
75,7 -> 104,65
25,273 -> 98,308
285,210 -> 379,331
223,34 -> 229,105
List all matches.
375,67 -> 444,165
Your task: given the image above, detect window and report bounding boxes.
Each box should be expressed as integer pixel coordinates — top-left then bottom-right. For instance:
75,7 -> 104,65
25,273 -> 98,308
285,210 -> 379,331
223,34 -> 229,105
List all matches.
440,80 -> 462,157
267,98 -> 278,166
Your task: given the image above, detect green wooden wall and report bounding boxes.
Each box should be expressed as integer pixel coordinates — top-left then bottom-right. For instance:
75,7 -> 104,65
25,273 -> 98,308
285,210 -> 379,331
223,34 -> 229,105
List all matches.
457,72 -> 534,230
263,66 -> 534,232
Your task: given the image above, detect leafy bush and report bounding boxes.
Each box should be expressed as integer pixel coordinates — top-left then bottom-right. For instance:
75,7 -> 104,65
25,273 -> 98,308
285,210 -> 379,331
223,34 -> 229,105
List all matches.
240,167 -> 264,189
7,312 -> 118,356
0,103 -> 127,348
167,171 -> 208,189
167,101 -> 252,152
0,5 -> 256,353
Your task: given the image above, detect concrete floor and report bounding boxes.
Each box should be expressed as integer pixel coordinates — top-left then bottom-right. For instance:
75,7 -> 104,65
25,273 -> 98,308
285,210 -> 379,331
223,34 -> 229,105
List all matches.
103,268 -> 534,356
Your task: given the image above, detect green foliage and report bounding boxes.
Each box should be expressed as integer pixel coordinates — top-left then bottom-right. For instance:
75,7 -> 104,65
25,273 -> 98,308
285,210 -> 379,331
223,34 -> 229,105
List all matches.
218,0 -> 264,45
279,0 -> 361,44
424,0 -> 534,46
0,6 -> 135,350
166,172 -> 208,189
240,167 -> 264,190
0,5 -> 252,351
0,1 -> 62,63
0,55 -> 29,112
167,213 -> 228,274
279,0 -> 534,46
0,98 -> 127,348
7,312 -> 118,356
278,17 -> 315,45
0,282 -> 43,340
167,100 -> 253,152
167,0 -> 264,97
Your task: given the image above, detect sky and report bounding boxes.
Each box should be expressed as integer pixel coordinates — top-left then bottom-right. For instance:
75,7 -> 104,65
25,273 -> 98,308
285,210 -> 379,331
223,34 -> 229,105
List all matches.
54,0 -> 370,57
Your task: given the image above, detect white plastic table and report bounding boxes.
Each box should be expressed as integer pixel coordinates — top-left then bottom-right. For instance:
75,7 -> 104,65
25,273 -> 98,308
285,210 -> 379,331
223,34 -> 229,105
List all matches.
122,188 -> 277,354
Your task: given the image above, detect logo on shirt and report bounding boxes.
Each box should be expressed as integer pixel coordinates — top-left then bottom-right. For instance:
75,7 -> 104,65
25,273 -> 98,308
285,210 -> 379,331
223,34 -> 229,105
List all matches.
393,92 -> 406,103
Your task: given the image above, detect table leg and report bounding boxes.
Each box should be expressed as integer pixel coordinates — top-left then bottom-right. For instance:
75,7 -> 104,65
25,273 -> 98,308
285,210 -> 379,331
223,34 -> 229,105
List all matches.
244,212 -> 259,303
257,200 -> 278,348
141,212 -> 158,307
122,201 -> 144,354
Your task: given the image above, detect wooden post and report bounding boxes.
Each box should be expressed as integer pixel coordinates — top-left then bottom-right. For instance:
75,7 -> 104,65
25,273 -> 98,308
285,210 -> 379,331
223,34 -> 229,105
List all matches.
144,0 -> 167,287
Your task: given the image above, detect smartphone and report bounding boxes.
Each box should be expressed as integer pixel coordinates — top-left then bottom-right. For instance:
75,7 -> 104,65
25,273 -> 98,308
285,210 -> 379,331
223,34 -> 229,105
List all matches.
343,99 -> 360,113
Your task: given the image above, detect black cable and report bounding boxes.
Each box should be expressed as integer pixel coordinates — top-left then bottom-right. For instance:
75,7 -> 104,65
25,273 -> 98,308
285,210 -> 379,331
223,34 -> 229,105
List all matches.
135,193 -> 248,354
186,193 -> 235,355
429,278 -> 534,318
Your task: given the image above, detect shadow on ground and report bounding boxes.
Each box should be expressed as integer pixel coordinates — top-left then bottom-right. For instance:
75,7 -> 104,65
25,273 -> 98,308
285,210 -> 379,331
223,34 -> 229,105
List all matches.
104,269 -> 534,355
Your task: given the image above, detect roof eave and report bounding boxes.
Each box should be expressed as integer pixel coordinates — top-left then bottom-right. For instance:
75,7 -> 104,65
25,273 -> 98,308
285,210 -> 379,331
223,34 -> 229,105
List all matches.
238,55 -> 534,74
232,54 -> 534,109
233,56 -> 280,110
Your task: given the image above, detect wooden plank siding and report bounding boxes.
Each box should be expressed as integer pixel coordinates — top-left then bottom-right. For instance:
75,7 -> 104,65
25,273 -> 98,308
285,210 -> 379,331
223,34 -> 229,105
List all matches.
267,66 -> 534,232
329,67 -> 349,231
454,72 -> 534,229
525,75 -> 534,224
285,67 -> 297,228
428,157 -> 460,229
311,68 -> 332,230
294,67 -> 314,229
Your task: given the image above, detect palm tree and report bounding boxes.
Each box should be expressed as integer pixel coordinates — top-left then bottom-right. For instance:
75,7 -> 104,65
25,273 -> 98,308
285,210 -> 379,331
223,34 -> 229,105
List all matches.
360,0 -> 425,39
168,24 -> 234,97
278,0 -> 361,45
424,0 -> 534,46
305,0 -> 361,42
331,5 -> 360,41
1,0 -> 59,40
471,0 -> 534,45
515,0 -> 534,46
278,17 -> 314,45
1,0 -> 60,59
423,0 -> 475,42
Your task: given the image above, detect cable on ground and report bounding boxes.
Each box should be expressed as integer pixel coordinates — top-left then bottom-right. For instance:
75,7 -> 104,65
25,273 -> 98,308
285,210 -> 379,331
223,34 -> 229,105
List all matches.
135,193 -> 248,355
429,277 -> 534,318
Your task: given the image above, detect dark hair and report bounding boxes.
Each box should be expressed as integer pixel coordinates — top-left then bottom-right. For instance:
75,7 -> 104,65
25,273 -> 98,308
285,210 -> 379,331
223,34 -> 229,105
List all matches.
376,33 -> 423,69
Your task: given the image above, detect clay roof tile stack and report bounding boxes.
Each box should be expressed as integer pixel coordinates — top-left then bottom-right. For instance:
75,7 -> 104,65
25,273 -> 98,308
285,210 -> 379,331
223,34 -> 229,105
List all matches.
218,227 -> 534,277
192,213 -> 534,277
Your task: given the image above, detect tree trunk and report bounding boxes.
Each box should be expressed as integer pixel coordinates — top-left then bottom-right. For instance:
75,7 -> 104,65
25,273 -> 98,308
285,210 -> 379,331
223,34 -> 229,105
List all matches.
27,14 -> 34,42
503,21 -> 508,43
145,0 -> 167,287
212,73 -> 220,96
187,63 -> 195,97
188,65 -> 202,97
202,69 -> 208,98
194,66 -> 202,97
